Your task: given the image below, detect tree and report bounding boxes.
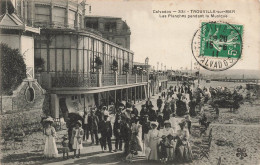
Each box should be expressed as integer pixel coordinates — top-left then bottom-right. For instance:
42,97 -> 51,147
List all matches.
0,43 -> 27,95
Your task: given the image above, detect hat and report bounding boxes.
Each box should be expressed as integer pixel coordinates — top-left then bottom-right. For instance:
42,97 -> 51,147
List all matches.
62,135 -> 68,139
179,121 -> 186,127
104,110 -> 109,116
161,135 -> 166,139
164,120 -> 171,127
76,120 -> 82,126
150,121 -> 158,127
185,115 -> 191,121
43,116 -> 54,123
126,107 -> 132,111
135,116 -> 140,121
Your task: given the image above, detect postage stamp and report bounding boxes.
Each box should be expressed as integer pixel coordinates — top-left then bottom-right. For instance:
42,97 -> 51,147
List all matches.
192,21 -> 243,71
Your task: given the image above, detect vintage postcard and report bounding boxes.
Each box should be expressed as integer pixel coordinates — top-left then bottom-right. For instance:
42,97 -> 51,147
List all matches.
0,0 -> 260,164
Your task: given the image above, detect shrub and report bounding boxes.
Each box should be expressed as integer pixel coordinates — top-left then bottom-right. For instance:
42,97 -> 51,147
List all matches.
0,43 -> 27,95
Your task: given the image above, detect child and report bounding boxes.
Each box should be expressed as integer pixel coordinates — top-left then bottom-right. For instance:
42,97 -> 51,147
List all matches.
166,134 -> 176,161
71,120 -> 84,158
159,135 -> 167,163
62,135 -> 69,159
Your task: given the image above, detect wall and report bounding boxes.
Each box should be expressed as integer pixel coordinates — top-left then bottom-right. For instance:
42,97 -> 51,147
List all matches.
0,34 -> 20,50
0,80 -> 45,114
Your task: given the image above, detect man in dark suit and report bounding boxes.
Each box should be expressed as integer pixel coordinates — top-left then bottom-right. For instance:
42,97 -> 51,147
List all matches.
100,113 -> 113,152
157,96 -> 163,112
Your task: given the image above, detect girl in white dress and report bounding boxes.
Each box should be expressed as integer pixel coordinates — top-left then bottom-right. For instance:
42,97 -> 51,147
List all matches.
43,117 -> 58,159
71,120 -> 84,158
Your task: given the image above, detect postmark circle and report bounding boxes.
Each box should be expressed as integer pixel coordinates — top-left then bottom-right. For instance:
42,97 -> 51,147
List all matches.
191,21 -> 243,71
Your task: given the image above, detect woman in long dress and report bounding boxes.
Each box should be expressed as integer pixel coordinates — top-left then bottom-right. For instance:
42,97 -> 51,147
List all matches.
175,121 -> 193,163
43,117 -> 58,158
126,116 -> 143,162
147,122 -> 160,161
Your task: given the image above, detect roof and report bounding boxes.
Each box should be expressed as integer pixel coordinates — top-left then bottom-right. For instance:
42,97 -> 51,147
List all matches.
85,15 -> 121,19
0,13 -> 40,33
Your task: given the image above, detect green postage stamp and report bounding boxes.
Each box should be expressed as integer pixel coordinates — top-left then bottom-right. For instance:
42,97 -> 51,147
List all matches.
192,21 -> 243,71
200,22 -> 243,59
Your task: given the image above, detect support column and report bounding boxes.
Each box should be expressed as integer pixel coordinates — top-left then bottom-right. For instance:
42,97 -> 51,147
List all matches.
50,94 -> 59,119
107,91 -> 109,107
97,70 -> 102,87
65,0 -> 69,27
134,87 -> 136,104
130,88 -> 132,103
120,89 -> 123,101
140,85 -> 143,100
137,86 -> 139,102
114,90 -> 117,104
126,88 -> 128,102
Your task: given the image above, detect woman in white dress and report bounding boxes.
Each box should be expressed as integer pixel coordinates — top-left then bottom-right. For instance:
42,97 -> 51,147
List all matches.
147,122 -> 160,161
71,120 -> 84,158
43,117 -> 58,158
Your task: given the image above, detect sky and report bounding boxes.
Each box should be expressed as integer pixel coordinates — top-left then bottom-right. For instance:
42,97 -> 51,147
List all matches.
88,0 -> 260,71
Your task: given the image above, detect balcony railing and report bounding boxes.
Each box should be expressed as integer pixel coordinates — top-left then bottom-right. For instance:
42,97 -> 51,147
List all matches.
128,74 -> 136,84
118,75 -> 127,85
36,71 -> 167,89
102,74 -> 115,86
137,75 -> 142,83
51,73 -> 97,88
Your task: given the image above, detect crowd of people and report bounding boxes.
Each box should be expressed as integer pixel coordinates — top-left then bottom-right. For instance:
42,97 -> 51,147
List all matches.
41,82 -> 245,163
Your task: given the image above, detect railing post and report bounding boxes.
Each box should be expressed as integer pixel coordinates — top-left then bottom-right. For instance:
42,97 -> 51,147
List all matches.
97,69 -> 102,87
135,74 -> 137,83
141,73 -> 143,82
115,71 -> 118,85
126,72 -> 129,84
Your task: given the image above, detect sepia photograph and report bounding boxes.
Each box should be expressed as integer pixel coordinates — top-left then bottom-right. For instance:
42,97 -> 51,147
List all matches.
0,0 -> 260,164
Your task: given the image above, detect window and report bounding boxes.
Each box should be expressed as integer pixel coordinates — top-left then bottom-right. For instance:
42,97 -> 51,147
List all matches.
35,5 -> 50,23
104,22 -> 116,32
53,7 -> 66,26
68,10 -> 76,28
85,20 -> 98,30
26,87 -> 35,102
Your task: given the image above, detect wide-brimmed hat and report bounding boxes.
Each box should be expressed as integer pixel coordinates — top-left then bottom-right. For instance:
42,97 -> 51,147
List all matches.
179,121 -> 186,127
104,110 -> 109,116
185,115 -> 191,121
126,107 -> 132,111
164,120 -> 171,127
43,116 -> 54,123
76,120 -> 82,126
150,121 -> 158,127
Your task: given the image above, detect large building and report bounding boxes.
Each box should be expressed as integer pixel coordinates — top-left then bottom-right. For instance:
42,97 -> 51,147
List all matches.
1,0 -> 167,119
85,16 -> 131,49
